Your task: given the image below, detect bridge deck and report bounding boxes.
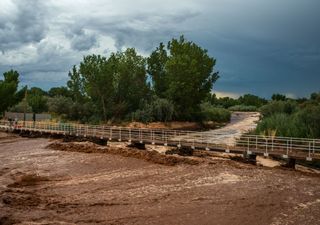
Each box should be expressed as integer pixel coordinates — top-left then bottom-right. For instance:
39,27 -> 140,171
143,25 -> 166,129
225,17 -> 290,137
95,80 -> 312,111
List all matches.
1,121 -> 319,161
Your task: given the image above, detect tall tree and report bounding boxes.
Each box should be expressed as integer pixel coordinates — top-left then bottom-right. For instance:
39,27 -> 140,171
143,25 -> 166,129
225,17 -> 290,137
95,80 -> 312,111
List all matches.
0,70 -> 20,114
79,55 -> 114,121
147,43 -> 168,98
150,36 -> 219,120
27,94 -> 48,113
25,87 -> 48,113
67,65 -> 85,102
113,48 -> 149,118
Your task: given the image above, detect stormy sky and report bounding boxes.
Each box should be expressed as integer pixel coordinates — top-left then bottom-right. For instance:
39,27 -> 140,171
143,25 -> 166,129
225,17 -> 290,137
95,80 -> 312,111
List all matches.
0,0 -> 319,98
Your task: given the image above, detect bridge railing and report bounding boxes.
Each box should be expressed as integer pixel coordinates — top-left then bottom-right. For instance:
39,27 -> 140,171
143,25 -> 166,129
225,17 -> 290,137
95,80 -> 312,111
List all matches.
1,120 -> 319,160
236,135 -> 320,160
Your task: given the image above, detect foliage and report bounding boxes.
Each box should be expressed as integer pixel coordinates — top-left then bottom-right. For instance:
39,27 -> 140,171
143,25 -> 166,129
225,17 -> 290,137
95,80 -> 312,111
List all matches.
260,100 -> 297,117
255,113 -> 294,137
28,87 -> 47,96
228,105 -> 257,112
200,102 -> 231,123
238,94 -> 267,107
27,94 -> 48,113
79,54 -> 112,121
214,96 -> 239,108
72,49 -> 150,121
148,36 -> 219,120
271,93 -> 287,101
295,105 -> 320,138
67,65 -> 85,102
48,87 -> 70,98
9,99 -> 33,113
113,48 -> 150,118
132,97 -> 174,123
147,43 -> 168,98
0,70 -> 21,114
256,98 -> 320,138
47,96 -> 73,115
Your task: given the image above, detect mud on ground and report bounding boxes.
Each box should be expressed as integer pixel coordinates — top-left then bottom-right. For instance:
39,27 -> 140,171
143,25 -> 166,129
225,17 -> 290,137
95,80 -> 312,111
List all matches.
0,134 -> 320,225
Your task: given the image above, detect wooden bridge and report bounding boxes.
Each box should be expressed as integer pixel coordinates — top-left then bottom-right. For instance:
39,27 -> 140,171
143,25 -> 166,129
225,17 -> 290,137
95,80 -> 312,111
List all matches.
1,120 -> 319,163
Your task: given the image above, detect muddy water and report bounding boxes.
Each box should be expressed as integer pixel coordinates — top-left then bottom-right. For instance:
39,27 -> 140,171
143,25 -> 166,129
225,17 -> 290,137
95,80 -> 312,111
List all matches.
0,134 -> 320,225
173,112 -> 260,146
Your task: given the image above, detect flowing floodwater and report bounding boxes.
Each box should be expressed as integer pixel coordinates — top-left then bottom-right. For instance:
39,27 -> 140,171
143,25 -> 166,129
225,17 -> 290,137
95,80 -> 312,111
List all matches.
0,131 -> 320,224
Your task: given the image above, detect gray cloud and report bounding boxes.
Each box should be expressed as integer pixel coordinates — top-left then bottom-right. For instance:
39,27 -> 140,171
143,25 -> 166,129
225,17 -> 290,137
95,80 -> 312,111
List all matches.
0,0 -> 47,52
0,0 -> 319,98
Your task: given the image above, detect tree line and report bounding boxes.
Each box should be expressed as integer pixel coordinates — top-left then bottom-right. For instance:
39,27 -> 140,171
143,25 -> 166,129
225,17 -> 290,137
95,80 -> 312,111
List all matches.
1,36 -> 225,123
1,36 -> 319,139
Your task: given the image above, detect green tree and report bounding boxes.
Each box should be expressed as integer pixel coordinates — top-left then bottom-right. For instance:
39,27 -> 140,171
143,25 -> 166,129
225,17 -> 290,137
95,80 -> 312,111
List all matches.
310,92 -> 319,100
271,93 -> 287,101
47,96 -> 73,115
113,48 -> 150,118
79,55 -> 115,121
239,94 -> 267,107
0,70 -> 20,114
215,97 -> 239,108
48,87 -> 70,98
147,43 -> 168,98
27,94 -> 48,113
28,87 -> 47,96
67,65 -> 85,102
148,36 -> 219,120
9,98 -> 32,113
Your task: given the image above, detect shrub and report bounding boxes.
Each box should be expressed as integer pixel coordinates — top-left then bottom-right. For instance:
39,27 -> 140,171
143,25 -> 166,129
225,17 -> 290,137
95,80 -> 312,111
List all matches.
255,113 -> 294,137
200,102 -> 231,123
132,109 -> 153,123
9,100 -> 32,113
255,105 -> 320,138
132,97 -> 175,123
260,100 -> 297,117
150,98 -> 174,122
294,105 -> 320,138
228,105 -> 257,112
47,96 -> 73,116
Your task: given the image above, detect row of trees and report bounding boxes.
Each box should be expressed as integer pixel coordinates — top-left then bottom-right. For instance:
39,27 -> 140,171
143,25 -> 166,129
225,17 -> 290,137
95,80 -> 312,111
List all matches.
2,36 -> 224,123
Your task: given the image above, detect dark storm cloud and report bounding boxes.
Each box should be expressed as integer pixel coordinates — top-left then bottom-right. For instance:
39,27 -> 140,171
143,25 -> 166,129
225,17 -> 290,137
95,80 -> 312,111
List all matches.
66,28 -> 98,51
0,0 -> 319,97
0,0 -> 47,52
69,11 -> 199,52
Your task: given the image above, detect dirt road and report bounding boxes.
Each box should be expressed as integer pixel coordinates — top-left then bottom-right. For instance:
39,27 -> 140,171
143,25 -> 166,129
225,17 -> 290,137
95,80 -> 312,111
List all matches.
1,134 -> 320,225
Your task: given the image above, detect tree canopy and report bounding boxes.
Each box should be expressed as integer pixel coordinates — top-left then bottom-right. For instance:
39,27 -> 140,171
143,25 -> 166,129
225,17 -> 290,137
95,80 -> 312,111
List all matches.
148,36 -> 219,120
0,70 -> 22,114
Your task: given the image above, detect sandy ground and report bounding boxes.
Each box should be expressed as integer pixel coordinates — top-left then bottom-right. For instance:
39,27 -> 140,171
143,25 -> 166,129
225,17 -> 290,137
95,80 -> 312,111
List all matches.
1,133 -> 320,225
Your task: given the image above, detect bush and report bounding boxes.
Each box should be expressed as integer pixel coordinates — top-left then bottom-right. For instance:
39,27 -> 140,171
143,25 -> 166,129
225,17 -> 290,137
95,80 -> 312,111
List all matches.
200,102 -> 231,123
132,109 -> 153,123
228,105 -> 257,112
150,98 -> 174,122
9,100 -> 32,113
255,105 -> 320,138
48,96 -> 96,122
295,105 -> 320,138
132,97 -> 175,123
255,113 -> 294,137
260,100 -> 297,117
47,96 -> 73,116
